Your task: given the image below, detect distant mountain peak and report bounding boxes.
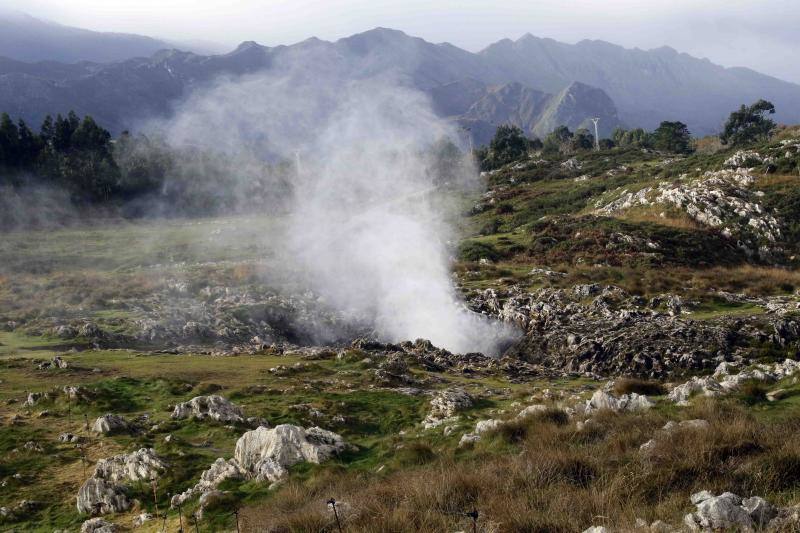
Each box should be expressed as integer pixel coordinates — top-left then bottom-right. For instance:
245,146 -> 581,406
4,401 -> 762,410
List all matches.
233,40 -> 263,52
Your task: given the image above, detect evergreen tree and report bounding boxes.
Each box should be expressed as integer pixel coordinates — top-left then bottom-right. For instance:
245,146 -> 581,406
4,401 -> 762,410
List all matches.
652,121 -> 692,153
0,113 -> 20,166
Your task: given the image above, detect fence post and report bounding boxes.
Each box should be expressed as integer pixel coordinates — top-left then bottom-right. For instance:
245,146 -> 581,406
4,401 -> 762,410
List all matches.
467,509 -> 479,533
327,498 -> 343,533
232,506 -> 241,533
152,479 -> 160,518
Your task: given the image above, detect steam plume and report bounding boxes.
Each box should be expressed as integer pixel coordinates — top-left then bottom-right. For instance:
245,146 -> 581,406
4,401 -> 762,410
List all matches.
159,63 -> 517,355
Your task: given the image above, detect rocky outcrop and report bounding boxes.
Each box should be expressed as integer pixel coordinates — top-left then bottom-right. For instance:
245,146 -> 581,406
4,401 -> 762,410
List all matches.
77,449 -> 165,514
474,284 -> 800,378
669,359 -> 800,404
595,168 -> 782,257
171,395 -> 245,423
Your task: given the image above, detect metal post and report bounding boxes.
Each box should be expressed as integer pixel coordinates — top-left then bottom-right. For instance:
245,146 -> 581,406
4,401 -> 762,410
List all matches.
328,498 -> 343,533
467,509 -> 478,533
152,479 -> 159,518
177,499 -> 184,533
233,507 -> 240,533
590,118 -> 601,151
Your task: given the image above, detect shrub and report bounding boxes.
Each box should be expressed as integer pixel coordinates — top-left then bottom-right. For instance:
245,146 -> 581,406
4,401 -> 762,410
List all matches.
457,241 -> 501,262
613,378 -> 666,396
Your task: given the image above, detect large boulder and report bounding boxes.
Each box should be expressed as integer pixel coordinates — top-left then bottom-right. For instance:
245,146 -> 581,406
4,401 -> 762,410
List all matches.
91,414 -> 130,435
77,449 -> 165,514
234,424 -> 348,483
585,390 -> 653,413
76,478 -> 130,515
684,491 -> 780,531
171,395 -> 245,423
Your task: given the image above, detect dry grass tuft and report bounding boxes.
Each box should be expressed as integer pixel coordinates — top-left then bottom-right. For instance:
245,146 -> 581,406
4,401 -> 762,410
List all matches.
614,378 -> 666,396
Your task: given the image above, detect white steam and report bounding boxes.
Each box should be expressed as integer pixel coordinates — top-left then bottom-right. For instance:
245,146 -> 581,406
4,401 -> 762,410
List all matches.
159,65 -> 517,355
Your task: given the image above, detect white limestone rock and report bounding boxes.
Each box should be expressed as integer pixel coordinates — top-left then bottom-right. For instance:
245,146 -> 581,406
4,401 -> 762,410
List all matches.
422,388 -> 473,428
171,458 -> 244,508
91,414 -> 130,435
585,390 -> 653,413
234,424 -> 348,483
76,478 -> 130,514
94,448 -> 166,483
171,395 -> 245,423
81,517 -> 118,533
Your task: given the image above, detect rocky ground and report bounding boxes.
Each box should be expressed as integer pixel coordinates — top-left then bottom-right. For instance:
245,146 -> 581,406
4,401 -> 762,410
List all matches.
1,130 -> 800,531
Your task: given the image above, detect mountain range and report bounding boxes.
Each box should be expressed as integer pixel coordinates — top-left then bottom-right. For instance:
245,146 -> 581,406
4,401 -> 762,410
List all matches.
0,10 -> 176,64
2,17 -> 800,143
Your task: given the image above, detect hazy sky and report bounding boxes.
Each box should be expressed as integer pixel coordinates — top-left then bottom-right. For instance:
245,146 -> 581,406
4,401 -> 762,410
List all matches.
10,0 -> 800,83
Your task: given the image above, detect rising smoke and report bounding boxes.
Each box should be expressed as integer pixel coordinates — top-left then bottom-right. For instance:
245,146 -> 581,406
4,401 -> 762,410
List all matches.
159,58 -> 518,355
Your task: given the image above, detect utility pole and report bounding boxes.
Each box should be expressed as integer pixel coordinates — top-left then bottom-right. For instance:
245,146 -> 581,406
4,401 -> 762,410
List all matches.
590,117 -> 601,151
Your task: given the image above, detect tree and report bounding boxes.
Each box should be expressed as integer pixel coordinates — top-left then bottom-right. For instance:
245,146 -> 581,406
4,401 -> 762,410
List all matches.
720,99 -> 776,146
488,124 -> 530,166
71,116 -> 112,153
571,128 -> 595,151
652,121 -> 692,153
543,125 -> 573,154
598,138 -> 615,150
40,115 -> 55,146
16,119 -> 42,166
613,127 -> 652,148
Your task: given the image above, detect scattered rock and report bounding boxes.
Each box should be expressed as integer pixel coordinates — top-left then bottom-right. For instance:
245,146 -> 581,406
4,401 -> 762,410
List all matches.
423,388 -> 473,429
171,458 -> 244,507
23,440 -> 44,452
132,512 -> 153,527
81,517 -> 118,533
37,356 -> 69,370
585,390 -> 653,413
516,404 -> 548,419
684,491 -> 781,531
23,392 -> 50,407
640,419 -> 710,456
91,414 -> 130,435
172,395 -> 245,423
